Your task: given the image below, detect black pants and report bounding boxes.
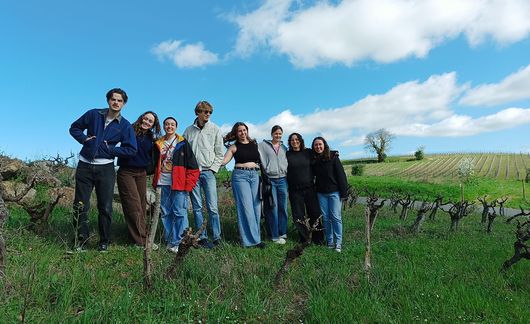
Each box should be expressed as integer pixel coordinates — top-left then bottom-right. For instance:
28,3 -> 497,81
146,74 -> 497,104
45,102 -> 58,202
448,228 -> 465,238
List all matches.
288,186 -> 324,244
73,161 -> 116,244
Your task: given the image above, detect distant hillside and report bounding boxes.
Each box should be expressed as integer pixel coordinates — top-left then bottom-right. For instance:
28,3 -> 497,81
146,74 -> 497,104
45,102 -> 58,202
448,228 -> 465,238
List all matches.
345,153 -> 530,181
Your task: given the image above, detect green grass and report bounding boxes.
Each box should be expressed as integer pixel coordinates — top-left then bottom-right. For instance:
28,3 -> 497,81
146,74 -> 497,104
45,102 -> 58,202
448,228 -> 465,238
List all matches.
348,176 -> 530,208
2,200 -> 530,322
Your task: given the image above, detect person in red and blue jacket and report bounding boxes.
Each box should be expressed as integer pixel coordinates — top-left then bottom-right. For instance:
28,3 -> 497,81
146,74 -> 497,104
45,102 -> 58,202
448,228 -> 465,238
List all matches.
152,117 -> 199,253
69,88 -> 137,252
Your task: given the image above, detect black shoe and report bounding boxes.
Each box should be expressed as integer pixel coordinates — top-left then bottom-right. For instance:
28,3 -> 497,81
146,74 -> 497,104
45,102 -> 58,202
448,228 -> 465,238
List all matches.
212,239 -> 221,247
254,242 -> 266,249
198,239 -> 213,249
98,243 -> 108,252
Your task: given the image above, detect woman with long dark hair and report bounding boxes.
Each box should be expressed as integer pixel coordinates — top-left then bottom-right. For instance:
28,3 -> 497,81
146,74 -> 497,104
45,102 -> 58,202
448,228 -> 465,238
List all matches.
286,133 -> 323,244
117,111 -> 161,249
312,136 -> 348,252
222,122 -> 265,248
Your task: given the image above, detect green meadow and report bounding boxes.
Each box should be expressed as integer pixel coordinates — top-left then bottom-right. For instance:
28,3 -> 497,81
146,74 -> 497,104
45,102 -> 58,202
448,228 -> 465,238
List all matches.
2,195 -> 529,322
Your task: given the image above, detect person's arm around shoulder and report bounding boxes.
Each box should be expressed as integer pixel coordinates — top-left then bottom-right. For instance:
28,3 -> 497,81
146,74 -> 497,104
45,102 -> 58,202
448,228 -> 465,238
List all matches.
334,155 -> 349,199
111,123 -> 138,158
210,126 -> 224,173
221,144 -> 237,166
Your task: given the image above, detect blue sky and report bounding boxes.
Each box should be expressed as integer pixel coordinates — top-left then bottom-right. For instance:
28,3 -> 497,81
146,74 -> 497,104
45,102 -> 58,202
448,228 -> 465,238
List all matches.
2,0 -> 530,162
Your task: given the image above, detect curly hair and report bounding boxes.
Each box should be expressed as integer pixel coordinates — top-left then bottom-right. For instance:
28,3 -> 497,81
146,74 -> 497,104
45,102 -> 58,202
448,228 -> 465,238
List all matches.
312,136 -> 331,161
287,133 -> 305,151
132,111 -> 161,139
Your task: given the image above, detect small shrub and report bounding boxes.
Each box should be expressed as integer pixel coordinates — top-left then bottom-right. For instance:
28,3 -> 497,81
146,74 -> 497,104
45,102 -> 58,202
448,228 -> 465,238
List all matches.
526,168 -> 530,183
457,157 -> 475,184
414,146 -> 425,160
351,164 -> 365,176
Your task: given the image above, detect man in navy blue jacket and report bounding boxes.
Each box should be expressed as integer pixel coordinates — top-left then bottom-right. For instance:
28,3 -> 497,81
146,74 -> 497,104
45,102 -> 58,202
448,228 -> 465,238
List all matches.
69,88 -> 137,252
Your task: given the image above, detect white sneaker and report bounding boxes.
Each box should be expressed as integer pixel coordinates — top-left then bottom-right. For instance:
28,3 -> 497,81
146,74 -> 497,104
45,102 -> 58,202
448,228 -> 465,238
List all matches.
167,245 -> 179,254
273,238 -> 286,245
280,234 -> 287,239
335,245 -> 342,253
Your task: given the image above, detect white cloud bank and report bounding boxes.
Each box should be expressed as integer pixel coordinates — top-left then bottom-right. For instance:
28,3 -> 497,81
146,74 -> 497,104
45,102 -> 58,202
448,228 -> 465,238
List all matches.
229,70 -> 530,147
459,64 -> 530,106
152,40 -> 219,68
233,0 -> 530,68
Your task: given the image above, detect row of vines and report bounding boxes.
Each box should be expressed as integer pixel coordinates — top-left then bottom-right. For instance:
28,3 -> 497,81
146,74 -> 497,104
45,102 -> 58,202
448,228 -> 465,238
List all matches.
360,153 -> 530,180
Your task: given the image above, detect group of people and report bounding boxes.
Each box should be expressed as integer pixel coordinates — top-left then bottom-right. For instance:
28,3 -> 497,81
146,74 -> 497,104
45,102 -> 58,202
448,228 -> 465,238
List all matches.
69,88 -> 348,254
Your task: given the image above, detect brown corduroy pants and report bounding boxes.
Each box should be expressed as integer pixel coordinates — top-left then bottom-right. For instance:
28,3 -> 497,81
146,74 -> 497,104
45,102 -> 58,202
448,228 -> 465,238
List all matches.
117,167 -> 148,245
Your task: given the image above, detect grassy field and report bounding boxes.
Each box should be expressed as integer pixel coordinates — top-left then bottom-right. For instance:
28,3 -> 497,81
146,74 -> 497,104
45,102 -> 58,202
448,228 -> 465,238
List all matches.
344,153 -> 530,208
2,194 -> 530,322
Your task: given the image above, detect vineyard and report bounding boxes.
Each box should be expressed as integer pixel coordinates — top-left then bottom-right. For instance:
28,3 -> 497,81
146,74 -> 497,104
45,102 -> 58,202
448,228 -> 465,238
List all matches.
352,153 -> 530,181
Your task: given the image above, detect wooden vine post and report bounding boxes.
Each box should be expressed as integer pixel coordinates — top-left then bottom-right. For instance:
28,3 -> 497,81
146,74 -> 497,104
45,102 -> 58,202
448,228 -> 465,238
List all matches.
144,187 -> 161,289
364,207 -> 372,281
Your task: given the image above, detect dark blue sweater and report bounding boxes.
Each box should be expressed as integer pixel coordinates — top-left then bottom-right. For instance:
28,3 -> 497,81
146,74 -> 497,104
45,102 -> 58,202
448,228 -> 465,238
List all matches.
117,133 -> 154,169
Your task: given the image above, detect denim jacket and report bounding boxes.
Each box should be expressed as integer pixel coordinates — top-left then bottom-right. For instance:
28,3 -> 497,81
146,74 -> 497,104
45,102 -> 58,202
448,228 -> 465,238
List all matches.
70,108 -> 137,161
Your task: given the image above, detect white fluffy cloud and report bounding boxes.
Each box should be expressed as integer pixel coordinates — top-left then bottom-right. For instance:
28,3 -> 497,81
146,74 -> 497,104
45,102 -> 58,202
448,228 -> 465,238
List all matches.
230,70 -> 530,148
459,64 -> 530,106
391,108 -> 530,137
152,40 -> 219,68
233,0 -> 530,68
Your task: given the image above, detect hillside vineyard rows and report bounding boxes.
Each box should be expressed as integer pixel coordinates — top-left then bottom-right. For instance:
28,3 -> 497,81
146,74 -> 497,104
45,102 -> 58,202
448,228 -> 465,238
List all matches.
359,153 -> 530,180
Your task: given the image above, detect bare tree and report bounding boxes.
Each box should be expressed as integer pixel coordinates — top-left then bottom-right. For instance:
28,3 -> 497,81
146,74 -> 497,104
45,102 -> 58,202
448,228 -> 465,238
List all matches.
389,191 -> 400,214
365,192 -> 386,232
274,215 -> 323,287
496,197 -> 508,217
502,219 -> 530,271
477,195 -> 496,224
445,200 -> 475,231
364,128 -> 394,162
507,207 -> 530,223
486,208 -> 498,233
409,201 -> 434,234
428,195 -> 446,220
166,224 -> 206,279
398,194 -> 416,221
345,185 -> 360,209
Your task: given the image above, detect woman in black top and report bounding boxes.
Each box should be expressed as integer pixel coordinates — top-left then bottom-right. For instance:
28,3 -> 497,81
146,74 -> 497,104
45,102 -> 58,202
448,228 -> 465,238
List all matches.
286,133 -> 324,244
222,122 -> 264,248
312,136 -> 348,252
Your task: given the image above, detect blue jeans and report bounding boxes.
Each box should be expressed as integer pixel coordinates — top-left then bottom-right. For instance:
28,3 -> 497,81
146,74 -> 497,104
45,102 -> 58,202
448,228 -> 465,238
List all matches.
190,170 -> 221,241
317,191 -> 343,247
160,186 -> 189,247
231,169 -> 261,247
264,177 -> 288,239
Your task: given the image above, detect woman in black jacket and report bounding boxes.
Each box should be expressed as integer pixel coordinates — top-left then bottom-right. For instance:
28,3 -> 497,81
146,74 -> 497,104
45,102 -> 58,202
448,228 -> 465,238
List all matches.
286,133 -> 324,244
312,136 -> 348,252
